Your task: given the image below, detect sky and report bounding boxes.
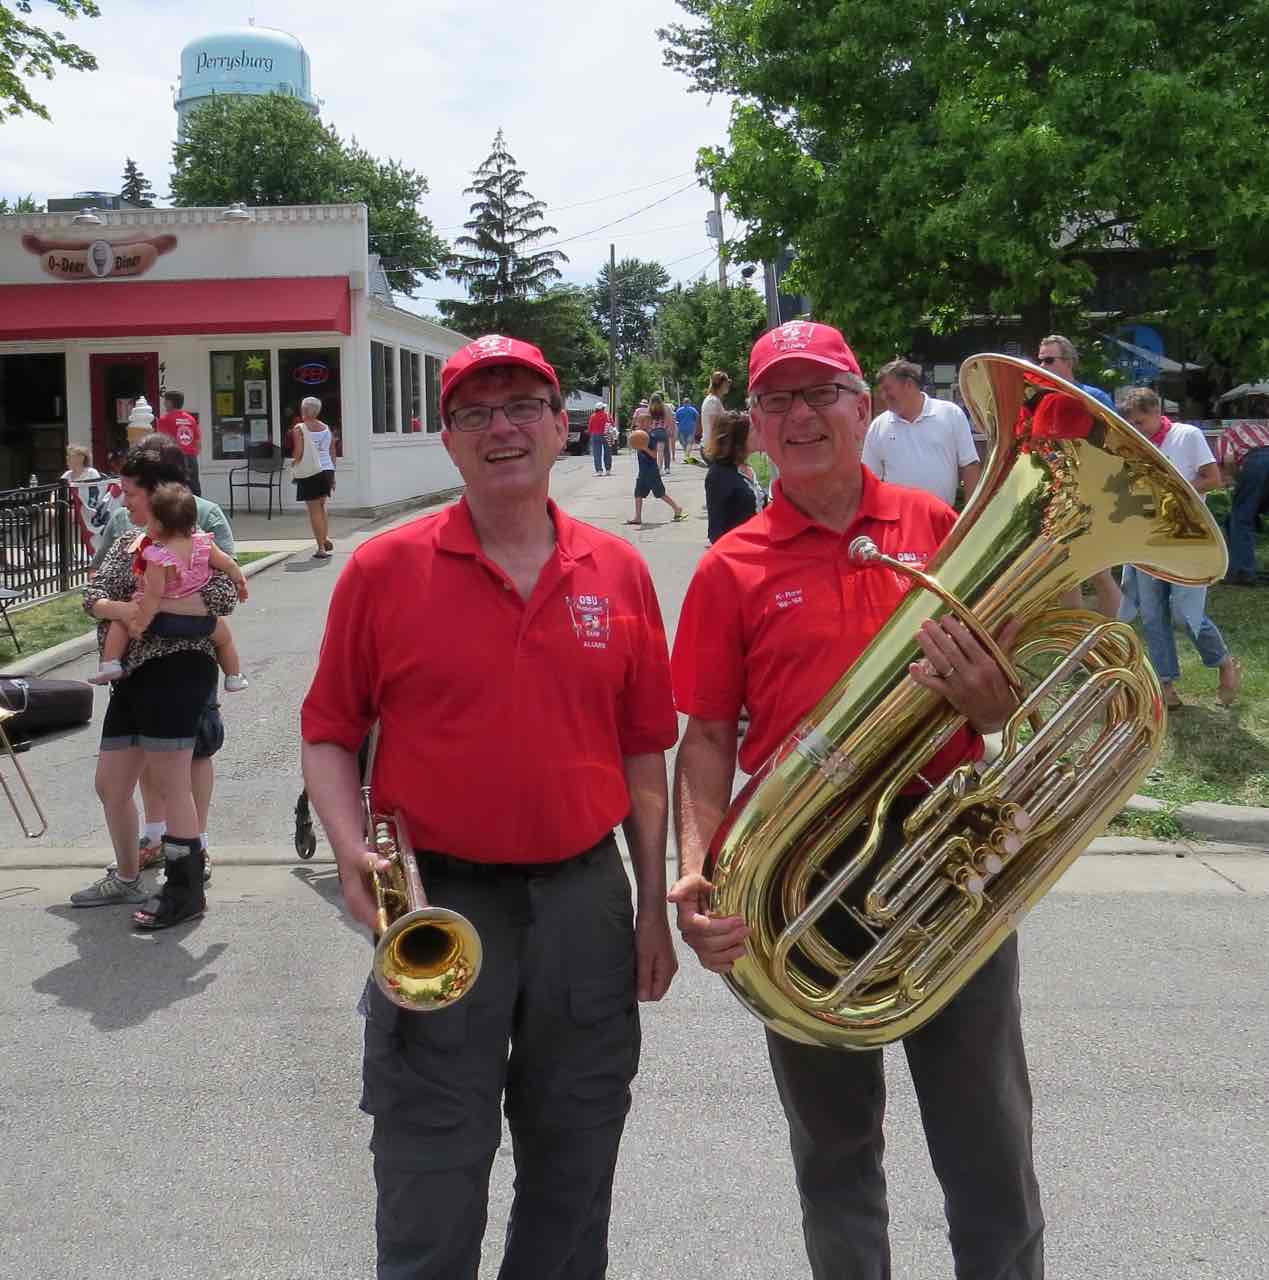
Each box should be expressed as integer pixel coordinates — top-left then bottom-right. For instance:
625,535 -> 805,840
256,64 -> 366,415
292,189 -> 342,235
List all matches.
0,0 -> 739,312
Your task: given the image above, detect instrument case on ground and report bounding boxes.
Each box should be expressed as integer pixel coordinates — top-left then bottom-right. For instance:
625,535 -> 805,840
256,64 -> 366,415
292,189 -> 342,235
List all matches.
0,677 -> 94,741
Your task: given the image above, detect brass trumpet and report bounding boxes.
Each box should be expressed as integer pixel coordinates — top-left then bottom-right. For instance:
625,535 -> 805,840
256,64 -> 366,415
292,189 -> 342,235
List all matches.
362,788 -> 482,1013
0,707 -> 47,838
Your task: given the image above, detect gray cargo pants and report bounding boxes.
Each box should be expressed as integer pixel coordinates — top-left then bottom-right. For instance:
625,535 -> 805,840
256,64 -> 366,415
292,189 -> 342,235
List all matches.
766,930 -> 1044,1279
359,836 -> 640,1280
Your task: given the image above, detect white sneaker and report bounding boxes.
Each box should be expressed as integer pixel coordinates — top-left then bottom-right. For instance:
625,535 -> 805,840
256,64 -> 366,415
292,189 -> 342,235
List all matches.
223,674 -> 249,693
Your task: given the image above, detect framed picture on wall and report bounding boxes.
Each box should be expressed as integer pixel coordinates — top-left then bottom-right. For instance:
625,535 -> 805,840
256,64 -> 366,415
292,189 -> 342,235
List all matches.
212,354 -> 236,391
244,379 -> 268,414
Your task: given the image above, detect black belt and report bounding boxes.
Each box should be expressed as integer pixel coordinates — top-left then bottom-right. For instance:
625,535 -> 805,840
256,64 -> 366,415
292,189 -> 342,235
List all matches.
416,832 -> 616,881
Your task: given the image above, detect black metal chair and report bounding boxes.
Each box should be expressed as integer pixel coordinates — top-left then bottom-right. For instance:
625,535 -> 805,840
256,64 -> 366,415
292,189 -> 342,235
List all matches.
0,586 -> 22,652
227,442 -> 286,519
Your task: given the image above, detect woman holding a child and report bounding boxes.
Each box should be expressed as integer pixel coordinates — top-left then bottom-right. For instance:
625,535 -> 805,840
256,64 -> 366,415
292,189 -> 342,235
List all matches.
70,439 -> 242,929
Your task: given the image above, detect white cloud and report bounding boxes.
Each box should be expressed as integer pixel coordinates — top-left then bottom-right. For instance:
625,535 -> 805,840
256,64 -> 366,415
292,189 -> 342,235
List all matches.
0,0 -> 738,303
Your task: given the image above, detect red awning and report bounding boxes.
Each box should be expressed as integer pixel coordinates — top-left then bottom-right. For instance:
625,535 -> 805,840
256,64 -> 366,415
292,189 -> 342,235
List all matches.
0,276 -> 352,340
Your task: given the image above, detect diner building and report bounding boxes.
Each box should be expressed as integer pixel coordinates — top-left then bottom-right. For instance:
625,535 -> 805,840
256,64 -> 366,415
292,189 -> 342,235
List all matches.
0,202 -> 469,513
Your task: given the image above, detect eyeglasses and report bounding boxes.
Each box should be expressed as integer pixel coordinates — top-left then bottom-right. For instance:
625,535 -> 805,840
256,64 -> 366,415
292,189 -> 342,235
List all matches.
753,383 -> 856,414
448,397 -> 553,433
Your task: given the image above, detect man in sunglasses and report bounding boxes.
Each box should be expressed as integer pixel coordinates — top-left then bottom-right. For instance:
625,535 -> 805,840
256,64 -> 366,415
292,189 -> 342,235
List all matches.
670,321 -> 1044,1279
1036,335 -> 1121,616
302,335 -> 679,1278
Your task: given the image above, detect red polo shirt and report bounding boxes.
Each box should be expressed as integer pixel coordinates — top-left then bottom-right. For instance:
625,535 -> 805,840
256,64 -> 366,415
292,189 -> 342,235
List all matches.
156,409 -> 201,457
588,407 -> 610,436
302,498 -> 677,863
672,467 -> 981,780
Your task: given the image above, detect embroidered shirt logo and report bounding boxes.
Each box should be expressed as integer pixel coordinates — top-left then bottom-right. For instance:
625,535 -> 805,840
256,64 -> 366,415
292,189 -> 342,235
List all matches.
770,321 -> 816,352
469,335 -> 513,360
566,593 -> 612,649
774,588 -> 804,609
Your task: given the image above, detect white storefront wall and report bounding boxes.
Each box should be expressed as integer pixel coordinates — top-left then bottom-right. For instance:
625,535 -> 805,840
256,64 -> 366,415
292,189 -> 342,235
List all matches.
0,203 -> 468,512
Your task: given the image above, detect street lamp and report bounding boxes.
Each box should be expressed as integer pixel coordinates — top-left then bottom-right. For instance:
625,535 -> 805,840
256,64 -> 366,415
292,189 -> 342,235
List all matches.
72,208 -> 103,225
221,203 -> 253,222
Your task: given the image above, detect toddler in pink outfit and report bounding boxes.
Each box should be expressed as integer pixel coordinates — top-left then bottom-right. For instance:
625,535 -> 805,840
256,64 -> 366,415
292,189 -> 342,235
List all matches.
91,482 -> 249,689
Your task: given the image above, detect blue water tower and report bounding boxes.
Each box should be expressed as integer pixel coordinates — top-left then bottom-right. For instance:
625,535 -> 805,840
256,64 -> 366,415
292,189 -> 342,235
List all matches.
175,21 -> 320,131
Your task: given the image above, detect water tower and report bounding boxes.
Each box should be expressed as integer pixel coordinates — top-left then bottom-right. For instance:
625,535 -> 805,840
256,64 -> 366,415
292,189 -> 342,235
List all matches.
175,21 -> 319,131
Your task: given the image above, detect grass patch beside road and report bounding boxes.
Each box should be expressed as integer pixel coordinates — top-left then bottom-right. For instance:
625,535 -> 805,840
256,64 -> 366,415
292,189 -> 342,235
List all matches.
0,550 -> 279,665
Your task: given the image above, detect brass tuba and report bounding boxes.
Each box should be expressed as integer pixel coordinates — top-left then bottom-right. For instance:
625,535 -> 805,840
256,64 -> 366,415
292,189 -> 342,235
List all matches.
361,730 -> 482,1012
707,355 -> 1227,1049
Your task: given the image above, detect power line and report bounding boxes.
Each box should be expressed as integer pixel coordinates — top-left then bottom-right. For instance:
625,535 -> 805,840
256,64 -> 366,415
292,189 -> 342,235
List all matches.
531,181 -> 702,255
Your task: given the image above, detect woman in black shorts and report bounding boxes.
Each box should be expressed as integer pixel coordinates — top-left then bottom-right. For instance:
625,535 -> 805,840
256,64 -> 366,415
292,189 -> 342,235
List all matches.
291,396 -> 336,559
71,443 -> 238,929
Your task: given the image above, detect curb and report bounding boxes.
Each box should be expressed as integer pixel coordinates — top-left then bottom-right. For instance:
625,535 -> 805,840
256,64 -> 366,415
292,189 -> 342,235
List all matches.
0,548 -> 297,679
1121,794 -> 1269,848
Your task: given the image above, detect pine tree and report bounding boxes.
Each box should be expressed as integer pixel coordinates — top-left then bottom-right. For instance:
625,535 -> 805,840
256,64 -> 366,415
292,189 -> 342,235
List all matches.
445,130 -> 568,306
120,157 -> 155,208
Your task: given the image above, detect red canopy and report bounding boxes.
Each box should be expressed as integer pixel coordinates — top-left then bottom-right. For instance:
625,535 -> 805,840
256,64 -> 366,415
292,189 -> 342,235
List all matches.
0,276 -> 352,340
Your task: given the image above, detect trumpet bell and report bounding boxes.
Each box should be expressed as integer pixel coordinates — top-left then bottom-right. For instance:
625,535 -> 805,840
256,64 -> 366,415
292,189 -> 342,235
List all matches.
374,905 -> 483,1011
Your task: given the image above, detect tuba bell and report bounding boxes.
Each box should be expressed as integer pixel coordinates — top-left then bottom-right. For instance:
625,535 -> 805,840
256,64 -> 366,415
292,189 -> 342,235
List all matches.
707,355 -> 1227,1049
361,730 -> 482,1012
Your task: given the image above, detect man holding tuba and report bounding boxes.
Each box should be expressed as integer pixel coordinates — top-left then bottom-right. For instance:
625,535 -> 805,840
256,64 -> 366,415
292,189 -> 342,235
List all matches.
669,322 -> 1045,1278
301,335 -> 679,1278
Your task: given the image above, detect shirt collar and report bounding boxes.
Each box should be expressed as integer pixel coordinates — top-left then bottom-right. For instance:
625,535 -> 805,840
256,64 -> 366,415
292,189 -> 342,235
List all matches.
435,496 -> 596,563
765,465 -> 902,543
893,394 -> 930,424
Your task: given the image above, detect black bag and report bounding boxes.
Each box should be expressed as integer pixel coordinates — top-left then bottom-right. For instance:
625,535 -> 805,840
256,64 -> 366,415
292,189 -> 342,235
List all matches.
0,677 -> 93,741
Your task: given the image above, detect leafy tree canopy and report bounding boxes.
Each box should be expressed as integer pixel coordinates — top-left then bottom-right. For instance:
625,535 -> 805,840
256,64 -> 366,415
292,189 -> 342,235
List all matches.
170,93 -> 448,294
0,192 -> 42,212
447,129 -> 568,304
658,278 -> 767,405
0,0 -> 98,123
592,256 -> 671,365
119,156 -> 153,207
661,1 -> 1269,377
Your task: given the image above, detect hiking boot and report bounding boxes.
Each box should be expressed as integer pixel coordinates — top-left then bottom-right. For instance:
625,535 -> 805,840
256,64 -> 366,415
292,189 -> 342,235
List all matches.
70,870 -> 148,907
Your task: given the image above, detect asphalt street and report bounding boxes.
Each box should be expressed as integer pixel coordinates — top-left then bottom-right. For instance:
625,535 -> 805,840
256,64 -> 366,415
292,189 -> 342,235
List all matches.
2,453 -> 1266,1279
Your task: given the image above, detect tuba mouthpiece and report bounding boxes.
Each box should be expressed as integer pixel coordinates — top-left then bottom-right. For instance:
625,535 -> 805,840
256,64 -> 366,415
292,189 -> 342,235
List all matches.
849,536 -> 880,566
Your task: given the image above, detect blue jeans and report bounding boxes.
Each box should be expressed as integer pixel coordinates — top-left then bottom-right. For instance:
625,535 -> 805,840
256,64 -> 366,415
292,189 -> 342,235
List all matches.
590,434 -> 611,473
1227,448 -> 1269,577
1125,568 -> 1228,683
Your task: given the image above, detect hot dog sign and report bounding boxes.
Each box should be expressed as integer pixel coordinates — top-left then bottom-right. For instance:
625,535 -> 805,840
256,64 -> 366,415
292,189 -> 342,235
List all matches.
21,232 -> 177,281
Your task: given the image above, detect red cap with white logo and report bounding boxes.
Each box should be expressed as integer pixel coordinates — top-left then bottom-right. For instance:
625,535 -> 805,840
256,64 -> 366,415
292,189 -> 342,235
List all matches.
441,335 -> 560,413
748,321 -> 862,391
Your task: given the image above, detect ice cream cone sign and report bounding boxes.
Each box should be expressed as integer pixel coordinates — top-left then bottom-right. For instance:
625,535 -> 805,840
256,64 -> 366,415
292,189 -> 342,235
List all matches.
127,397 -> 155,447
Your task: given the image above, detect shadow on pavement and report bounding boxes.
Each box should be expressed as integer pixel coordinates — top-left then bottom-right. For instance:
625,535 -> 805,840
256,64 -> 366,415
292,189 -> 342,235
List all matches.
32,904 -> 227,1031
290,863 -> 364,940
283,558 -> 334,573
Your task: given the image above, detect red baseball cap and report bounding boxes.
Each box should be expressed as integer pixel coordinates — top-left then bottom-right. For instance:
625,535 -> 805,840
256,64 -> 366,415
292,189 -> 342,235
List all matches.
748,321 -> 862,391
441,335 -> 560,412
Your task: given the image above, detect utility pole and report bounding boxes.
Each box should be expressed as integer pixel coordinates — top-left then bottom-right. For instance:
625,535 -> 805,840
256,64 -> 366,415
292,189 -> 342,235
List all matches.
714,188 -> 727,294
608,243 -> 618,418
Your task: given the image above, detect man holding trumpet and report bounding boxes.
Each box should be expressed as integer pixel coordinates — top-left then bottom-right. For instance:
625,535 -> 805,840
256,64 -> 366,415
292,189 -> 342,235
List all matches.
301,335 -> 679,1279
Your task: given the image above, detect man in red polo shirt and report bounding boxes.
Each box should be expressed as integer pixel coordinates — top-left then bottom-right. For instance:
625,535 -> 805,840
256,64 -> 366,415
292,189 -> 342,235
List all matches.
301,335 -> 678,1279
668,322 -> 1044,1279
155,391 -> 202,495
587,398 -> 613,475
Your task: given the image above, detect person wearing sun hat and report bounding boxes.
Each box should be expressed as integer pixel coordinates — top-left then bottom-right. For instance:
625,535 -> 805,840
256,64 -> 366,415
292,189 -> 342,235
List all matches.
301,333 -> 680,1278
668,320 -> 1045,1280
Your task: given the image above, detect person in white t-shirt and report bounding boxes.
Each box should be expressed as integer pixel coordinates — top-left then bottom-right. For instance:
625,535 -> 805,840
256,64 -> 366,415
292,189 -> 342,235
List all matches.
860,359 -> 981,506
696,370 -> 730,465
1118,387 -> 1241,708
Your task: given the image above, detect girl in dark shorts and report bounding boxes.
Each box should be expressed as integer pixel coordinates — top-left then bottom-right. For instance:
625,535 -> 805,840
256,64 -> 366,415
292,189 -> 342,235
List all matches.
71,445 -> 239,929
625,428 -> 688,527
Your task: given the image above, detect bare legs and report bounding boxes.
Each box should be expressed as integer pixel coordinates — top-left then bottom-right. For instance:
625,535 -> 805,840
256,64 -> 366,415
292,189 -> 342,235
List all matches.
96,747 -> 145,879
138,757 -> 214,836
306,497 -> 330,554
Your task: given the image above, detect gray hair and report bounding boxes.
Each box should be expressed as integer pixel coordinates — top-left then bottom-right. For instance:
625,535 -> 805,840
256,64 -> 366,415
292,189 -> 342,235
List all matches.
876,358 -> 923,386
1039,334 -> 1079,365
301,396 -> 323,417
1120,386 -> 1161,414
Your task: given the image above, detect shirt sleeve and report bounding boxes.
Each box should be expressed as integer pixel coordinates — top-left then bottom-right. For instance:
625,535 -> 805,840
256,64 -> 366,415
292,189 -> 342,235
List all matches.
671,553 -> 747,722
1189,428 -> 1216,471
617,563 -> 678,757
861,420 -> 884,478
952,407 -> 979,466
201,502 -> 235,556
301,558 -> 380,753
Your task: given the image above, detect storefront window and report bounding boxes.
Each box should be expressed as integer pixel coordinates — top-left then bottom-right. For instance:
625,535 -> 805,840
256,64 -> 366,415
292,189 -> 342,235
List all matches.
425,355 -> 442,433
371,341 -> 396,433
401,349 -> 422,433
209,350 -> 272,461
279,347 -> 342,457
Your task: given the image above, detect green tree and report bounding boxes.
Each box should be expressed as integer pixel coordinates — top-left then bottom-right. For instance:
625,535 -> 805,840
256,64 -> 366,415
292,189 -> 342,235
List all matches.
0,1 -> 98,122
617,353 -> 666,424
661,1 -> 1269,377
0,193 -> 42,212
119,156 -> 153,207
170,93 -> 447,294
658,278 -> 766,404
446,130 -> 568,307
592,256 -> 671,365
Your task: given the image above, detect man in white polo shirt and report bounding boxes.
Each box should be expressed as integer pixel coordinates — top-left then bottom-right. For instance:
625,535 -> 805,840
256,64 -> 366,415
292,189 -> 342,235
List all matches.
861,359 -> 981,505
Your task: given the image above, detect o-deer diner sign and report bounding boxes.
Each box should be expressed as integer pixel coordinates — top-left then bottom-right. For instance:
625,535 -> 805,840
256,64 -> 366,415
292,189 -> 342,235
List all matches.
21,232 -> 177,281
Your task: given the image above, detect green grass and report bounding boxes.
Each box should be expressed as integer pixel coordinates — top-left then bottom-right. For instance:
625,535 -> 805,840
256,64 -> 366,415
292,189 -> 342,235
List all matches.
0,549 -> 280,665
1105,809 -> 1188,841
750,453 -> 772,488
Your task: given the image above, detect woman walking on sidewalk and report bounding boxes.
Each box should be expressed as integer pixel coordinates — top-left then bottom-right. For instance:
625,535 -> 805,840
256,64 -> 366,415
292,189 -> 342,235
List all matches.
291,397 -> 337,560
